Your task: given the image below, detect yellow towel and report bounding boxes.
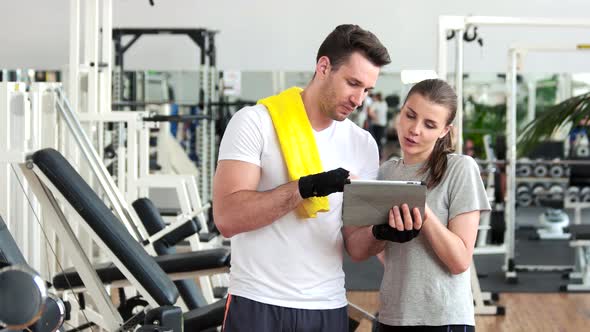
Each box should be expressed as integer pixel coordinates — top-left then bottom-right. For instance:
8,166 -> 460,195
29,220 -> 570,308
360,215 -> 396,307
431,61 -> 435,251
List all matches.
258,87 -> 329,219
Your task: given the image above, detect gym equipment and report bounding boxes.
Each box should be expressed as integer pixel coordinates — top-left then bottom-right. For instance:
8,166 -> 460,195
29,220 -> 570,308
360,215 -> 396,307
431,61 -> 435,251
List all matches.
439,16 -> 590,282
533,163 -> 548,178
20,148 -> 228,331
1,216 -> 66,332
472,135 -> 505,316
133,197 -> 216,310
548,183 -> 565,201
0,265 -> 47,330
112,28 -> 219,203
516,184 -> 533,207
531,183 -> 547,206
549,164 -> 565,178
576,145 -> 589,157
567,186 -> 581,203
516,159 -> 532,177
561,224 -> 590,292
537,208 -> 570,240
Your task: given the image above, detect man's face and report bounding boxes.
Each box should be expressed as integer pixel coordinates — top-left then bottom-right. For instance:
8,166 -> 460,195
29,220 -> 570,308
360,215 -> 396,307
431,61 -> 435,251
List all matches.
318,52 -> 380,121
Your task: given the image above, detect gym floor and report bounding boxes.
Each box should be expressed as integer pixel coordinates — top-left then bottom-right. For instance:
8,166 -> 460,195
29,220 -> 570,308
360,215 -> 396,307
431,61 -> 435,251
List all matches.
347,291 -> 590,331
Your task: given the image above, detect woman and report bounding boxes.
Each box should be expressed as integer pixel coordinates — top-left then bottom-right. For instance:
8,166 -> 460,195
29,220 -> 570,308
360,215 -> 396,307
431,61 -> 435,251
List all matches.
344,79 -> 490,331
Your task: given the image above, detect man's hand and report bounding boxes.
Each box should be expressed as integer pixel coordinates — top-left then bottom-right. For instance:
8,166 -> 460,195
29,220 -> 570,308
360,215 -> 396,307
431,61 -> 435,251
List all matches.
298,167 -> 351,198
372,204 -> 423,243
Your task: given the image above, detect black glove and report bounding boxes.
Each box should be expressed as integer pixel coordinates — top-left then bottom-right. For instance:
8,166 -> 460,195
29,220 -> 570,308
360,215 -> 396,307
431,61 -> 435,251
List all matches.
298,167 -> 350,198
372,224 -> 420,243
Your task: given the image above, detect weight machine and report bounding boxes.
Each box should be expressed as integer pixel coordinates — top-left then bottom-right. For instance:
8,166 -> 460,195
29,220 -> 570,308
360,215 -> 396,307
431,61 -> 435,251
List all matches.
438,15 -> 590,282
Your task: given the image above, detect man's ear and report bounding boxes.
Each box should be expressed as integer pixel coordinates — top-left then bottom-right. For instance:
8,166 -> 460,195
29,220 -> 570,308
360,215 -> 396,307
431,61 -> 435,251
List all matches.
316,56 -> 331,78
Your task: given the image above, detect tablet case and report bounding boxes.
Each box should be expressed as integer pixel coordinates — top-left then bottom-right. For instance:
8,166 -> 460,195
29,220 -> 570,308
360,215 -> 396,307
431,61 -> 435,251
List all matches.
342,180 -> 426,227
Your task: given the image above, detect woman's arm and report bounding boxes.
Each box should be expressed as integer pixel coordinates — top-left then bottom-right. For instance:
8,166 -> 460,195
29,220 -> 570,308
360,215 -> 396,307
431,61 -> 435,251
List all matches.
343,204 -> 423,261
421,206 -> 480,274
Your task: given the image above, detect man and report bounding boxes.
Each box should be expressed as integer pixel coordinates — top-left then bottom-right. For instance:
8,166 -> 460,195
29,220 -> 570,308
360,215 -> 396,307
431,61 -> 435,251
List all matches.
213,24 -> 390,331
368,92 -> 389,159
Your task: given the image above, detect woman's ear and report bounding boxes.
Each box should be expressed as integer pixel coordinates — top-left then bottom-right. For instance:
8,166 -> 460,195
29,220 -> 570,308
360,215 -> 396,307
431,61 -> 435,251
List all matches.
440,124 -> 453,139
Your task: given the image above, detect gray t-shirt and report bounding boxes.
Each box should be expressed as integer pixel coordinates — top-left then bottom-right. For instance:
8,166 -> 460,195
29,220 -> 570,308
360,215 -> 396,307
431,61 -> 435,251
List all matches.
377,154 -> 491,326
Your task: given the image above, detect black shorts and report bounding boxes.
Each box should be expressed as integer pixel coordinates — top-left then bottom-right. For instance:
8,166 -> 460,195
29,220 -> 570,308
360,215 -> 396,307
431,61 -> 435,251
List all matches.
222,294 -> 348,332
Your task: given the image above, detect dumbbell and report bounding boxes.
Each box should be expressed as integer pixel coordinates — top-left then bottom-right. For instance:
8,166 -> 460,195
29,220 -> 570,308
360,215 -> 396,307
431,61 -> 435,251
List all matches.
576,145 -> 590,158
532,183 -> 547,206
549,164 -> 565,178
32,293 -> 67,332
548,184 -> 565,201
516,159 -> 532,177
516,184 -> 533,207
533,162 -> 548,178
567,186 -> 581,203
0,265 -> 46,330
581,187 -> 590,202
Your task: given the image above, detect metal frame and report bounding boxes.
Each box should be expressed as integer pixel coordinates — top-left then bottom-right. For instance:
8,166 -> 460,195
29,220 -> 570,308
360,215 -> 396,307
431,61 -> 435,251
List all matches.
438,16 -> 590,283
564,239 -> 590,291
437,16 -> 590,154
111,28 -> 219,202
0,82 -> 52,277
505,45 -> 590,280
19,163 -> 125,331
54,88 -> 148,243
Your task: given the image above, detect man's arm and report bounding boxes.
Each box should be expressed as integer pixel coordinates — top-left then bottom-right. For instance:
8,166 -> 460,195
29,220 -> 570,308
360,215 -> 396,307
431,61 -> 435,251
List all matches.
342,225 -> 385,262
212,160 -> 303,238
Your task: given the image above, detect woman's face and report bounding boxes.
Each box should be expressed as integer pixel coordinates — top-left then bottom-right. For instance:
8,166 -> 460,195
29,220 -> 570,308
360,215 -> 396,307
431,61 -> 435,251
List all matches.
397,93 -> 451,164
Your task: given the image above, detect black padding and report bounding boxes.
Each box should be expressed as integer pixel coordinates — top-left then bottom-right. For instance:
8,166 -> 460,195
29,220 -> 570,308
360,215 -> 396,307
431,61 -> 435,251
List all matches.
159,207 -> 182,216
0,216 -> 28,266
569,155 -> 590,186
536,198 -> 565,209
183,298 -> 226,331
32,148 -> 178,306
199,233 -> 217,242
568,225 -> 590,240
145,305 -> 183,332
133,198 -> 199,250
132,198 -> 209,309
213,286 -> 228,299
52,248 -> 230,290
174,279 -> 206,309
0,267 -> 45,328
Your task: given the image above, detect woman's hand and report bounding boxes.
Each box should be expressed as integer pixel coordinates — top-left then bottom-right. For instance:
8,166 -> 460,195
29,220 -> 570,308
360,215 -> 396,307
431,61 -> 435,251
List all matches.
390,204 -> 423,231
371,203 -> 423,243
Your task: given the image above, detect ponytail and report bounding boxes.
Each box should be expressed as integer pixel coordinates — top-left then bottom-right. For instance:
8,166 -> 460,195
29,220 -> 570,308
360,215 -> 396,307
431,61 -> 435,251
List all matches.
421,130 -> 454,188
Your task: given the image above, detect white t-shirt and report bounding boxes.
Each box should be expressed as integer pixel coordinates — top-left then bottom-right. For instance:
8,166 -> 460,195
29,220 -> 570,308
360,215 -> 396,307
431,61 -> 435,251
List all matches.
217,104 -> 379,309
356,96 -> 373,127
371,100 -> 388,127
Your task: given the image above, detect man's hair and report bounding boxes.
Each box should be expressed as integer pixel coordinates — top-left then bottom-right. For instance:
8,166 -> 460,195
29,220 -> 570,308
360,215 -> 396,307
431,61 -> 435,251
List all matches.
316,24 -> 391,70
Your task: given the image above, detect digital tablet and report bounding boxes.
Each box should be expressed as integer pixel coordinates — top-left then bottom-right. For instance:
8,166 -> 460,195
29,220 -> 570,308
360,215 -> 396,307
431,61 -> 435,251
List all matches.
342,180 -> 427,227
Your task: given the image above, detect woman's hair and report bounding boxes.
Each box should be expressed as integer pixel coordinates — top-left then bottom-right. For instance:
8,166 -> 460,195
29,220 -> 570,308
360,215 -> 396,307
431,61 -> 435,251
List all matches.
403,79 -> 457,189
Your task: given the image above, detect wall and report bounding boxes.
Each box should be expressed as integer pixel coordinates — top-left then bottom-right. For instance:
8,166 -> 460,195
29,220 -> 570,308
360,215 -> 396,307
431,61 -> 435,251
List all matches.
1,0 -> 590,73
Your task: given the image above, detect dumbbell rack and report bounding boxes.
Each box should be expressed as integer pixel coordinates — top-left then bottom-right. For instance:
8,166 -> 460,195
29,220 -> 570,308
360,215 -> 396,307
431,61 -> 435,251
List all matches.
508,159 -> 590,281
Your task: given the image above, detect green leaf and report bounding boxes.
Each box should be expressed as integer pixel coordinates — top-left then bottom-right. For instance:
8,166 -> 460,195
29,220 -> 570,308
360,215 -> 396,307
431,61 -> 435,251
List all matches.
518,92 -> 590,156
